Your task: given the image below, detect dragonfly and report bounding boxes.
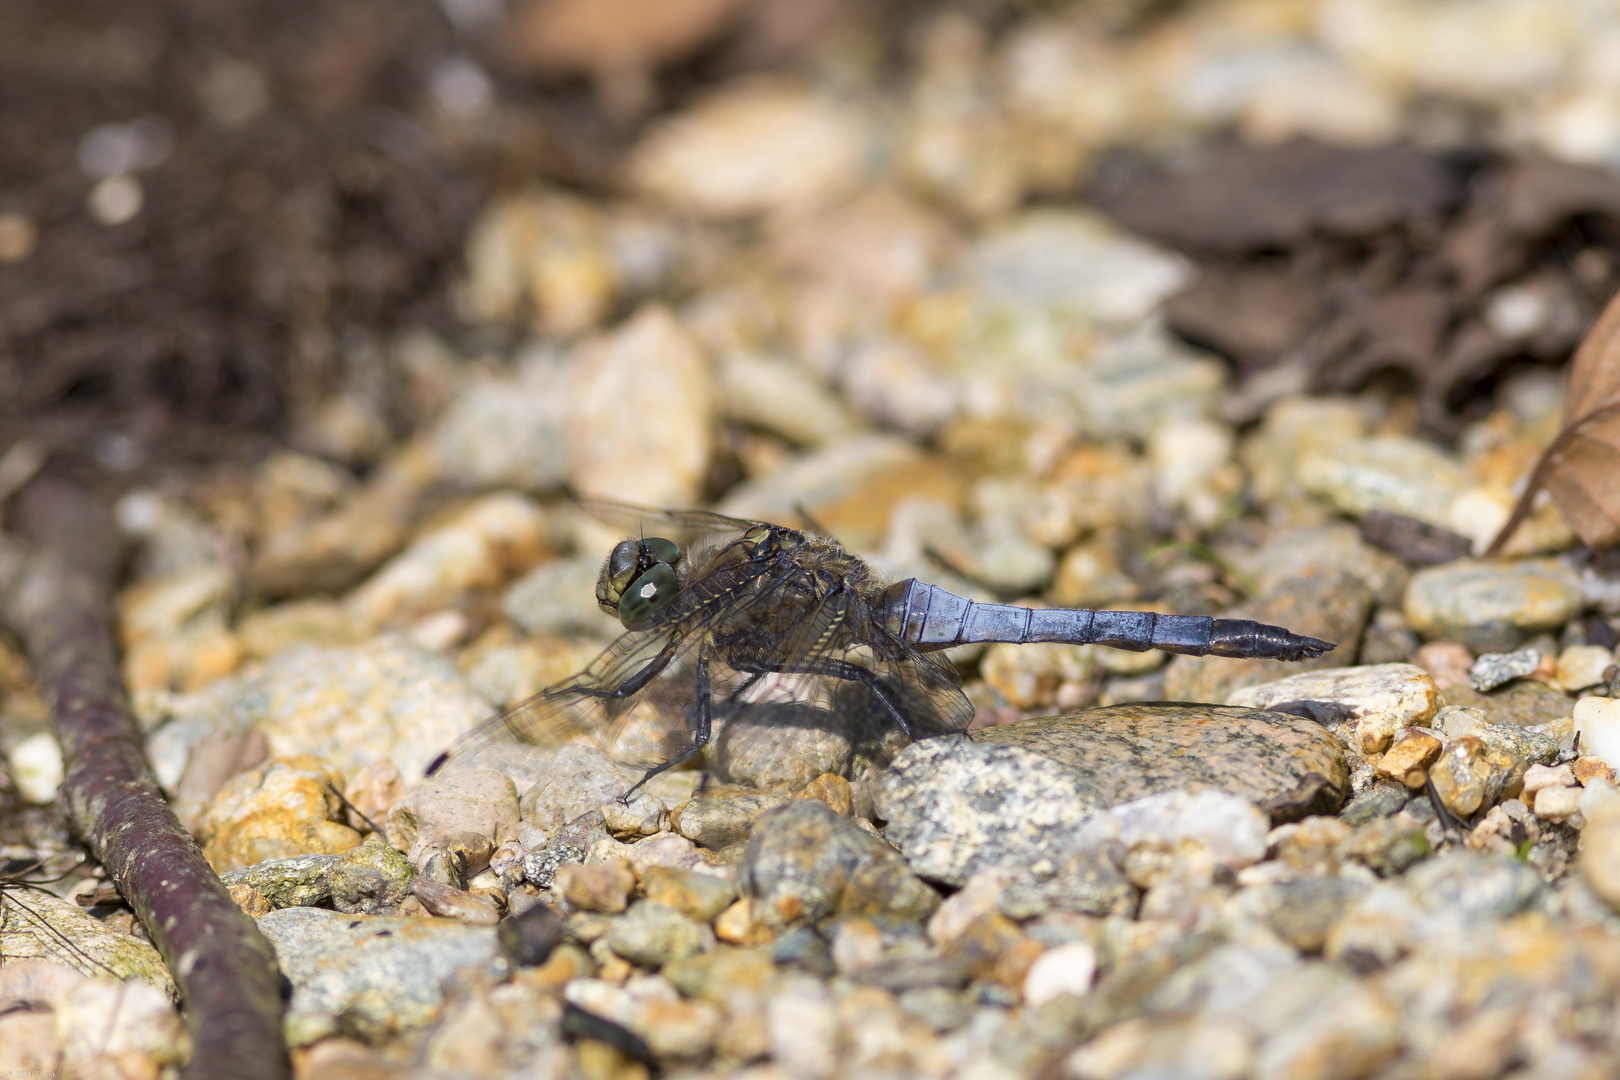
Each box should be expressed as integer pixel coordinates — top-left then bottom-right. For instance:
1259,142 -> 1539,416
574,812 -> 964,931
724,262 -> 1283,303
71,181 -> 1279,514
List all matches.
427,499 -> 1334,795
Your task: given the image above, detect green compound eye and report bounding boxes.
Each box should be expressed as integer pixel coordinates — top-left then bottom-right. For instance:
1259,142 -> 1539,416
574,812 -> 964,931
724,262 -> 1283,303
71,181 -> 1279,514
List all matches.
643,537 -> 681,566
617,563 -> 679,629
597,539 -> 642,614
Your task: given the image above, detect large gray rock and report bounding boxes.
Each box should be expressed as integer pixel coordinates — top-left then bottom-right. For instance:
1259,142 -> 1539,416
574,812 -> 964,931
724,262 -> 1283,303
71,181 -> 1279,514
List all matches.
879,704 -> 1347,887
877,739 -> 1094,888
974,703 -> 1349,822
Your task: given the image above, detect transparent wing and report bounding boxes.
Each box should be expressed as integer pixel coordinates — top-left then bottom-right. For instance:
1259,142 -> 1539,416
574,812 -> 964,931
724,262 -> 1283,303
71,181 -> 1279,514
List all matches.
431,623 -> 697,778
431,528 -> 808,776
574,496 -> 766,544
701,585 -> 975,781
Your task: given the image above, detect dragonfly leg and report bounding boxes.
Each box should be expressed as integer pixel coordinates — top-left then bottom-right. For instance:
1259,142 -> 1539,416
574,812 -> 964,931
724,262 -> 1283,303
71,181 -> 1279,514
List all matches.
726,670 -> 765,703
623,653 -> 713,802
551,643 -> 679,705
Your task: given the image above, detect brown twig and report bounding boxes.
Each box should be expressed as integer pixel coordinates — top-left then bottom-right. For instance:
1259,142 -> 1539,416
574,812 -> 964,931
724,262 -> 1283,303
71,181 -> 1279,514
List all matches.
0,479 -> 288,1080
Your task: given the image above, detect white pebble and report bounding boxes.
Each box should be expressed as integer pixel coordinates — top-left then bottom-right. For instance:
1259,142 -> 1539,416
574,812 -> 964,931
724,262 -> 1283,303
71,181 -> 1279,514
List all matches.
1533,785 -> 1583,823
8,731 -> 64,804
1023,940 -> 1097,1007
1522,762 -> 1575,795
1556,644 -> 1615,693
1574,696 -> 1620,771
1581,777 -> 1620,821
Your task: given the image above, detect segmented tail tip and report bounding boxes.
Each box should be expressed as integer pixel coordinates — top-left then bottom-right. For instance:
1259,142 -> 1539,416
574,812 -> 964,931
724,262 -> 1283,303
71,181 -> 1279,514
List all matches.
1292,636 -> 1335,661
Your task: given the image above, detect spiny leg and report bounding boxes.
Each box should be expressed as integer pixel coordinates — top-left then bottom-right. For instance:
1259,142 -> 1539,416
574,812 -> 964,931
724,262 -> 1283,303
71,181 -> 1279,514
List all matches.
622,653 -> 713,802
552,639 -> 680,705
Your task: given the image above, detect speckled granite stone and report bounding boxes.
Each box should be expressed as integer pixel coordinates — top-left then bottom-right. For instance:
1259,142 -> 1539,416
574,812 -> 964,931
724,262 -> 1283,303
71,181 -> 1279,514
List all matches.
973,702 -> 1349,822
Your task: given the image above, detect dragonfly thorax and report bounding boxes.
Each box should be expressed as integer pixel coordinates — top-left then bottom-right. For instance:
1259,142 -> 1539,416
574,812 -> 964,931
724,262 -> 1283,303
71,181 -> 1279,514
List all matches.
596,536 -> 683,629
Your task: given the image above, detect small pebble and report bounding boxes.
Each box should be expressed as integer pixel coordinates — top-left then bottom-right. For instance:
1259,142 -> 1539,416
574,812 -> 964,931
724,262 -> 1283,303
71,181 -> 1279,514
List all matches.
606,901 -> 715,968
793,773 -> 854,817
401,767 -> 520,880
630,84 -> 868,219
329,835 -> 416,915
741,799 -> 940,929
1295,434 -> 1469,528
1474,723 -> 1559,768
640,866 -> 737,924
1021,939 -> 1097,1006
1226,662 -> 1440,754
554,860 -> 636,914
713,899 -> 760,945
1574,696 -> 1620,771
830,919 -> 885,975
1522,762 -> 1576,795
1533,785 -> 1583,824
410,876 -> 501,924
1262,875 -> 1369,953
5,731 -> 63,804
1469,647 -> 1542,692
1432,705 -> 1488,741
1574,756 -> 1618,785
1339,781 -> 1410,827
565,305 -> 715,507
345,493 -> 546,630
1428,736 -> 1525,820
1374,729 -> 1443,788
497,904 -> 565,967
1402,850 -> 1543,921
1556,644 -> 1616,693
673,785 -> 792,850
199,756 -> 362,873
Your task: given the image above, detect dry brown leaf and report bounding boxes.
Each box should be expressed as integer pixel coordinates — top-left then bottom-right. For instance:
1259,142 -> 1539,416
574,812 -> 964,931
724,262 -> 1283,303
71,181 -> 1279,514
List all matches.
1489,285 -> 1620,553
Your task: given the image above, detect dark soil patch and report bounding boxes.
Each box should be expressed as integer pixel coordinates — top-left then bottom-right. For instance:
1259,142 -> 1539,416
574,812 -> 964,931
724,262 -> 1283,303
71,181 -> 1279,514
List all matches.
0,0 -> 480,482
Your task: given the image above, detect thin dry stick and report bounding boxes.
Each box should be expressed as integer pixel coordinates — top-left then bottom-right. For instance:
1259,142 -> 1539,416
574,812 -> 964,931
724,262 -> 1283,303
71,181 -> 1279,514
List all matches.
0,480 -> 288,1080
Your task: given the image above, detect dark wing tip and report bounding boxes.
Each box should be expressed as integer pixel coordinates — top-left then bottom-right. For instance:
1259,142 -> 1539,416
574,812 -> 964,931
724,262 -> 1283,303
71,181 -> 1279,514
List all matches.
425,750 -> 451,776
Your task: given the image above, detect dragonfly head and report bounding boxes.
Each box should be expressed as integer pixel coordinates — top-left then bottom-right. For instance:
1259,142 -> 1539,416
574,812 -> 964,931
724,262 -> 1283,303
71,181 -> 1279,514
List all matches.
596,536 -> 683,629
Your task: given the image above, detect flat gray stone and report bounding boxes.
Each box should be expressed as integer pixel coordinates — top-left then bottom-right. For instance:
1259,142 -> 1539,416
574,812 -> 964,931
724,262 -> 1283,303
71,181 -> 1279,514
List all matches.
606,900 -> 715,967
257,906 -> 499,1047
740,799 -> 939,928
1404,559 -> 1583,653
1470,647 -> 1543,692
879,704 -> 1345,888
